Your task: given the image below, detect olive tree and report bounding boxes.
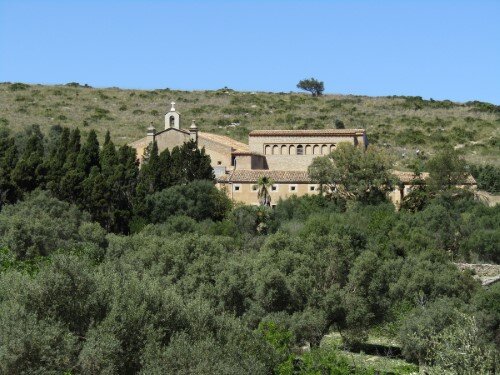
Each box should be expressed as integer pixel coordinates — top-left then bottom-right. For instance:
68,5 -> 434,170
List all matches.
308,143 -> 394,204
297,78 -> 324,97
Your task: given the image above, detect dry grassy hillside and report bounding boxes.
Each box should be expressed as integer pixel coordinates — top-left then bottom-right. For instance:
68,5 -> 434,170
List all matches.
1,82 -> 499,168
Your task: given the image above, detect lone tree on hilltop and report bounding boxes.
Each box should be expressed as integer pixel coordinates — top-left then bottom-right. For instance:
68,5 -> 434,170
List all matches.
297,78 -> 324,97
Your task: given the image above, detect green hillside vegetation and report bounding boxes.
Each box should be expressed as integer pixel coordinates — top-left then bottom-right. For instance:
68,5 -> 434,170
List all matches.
0,123 -> 499,373
1,82 -> 499,169
1,189 -> 499,374
1,83 -> 499,373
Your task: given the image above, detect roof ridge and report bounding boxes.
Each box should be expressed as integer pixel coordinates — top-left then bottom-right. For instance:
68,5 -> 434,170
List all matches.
225,169 -> 311,183
249,129 -> 366,136
198,131 -> 249,151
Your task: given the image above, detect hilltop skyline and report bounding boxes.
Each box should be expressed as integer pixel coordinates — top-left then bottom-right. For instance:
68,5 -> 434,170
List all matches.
1,0 -> 499,104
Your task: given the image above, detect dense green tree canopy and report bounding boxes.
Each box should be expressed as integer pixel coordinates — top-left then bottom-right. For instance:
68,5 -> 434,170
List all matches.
308,143 -> 394,203
0,125 -> 498,374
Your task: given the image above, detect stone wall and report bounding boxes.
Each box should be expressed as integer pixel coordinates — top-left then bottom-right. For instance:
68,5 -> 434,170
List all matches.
219,181 -> 320,206
155,129 -> 190,153
249,135 -> 362,171
198,136 -> 233,169
235,155 -> 252,169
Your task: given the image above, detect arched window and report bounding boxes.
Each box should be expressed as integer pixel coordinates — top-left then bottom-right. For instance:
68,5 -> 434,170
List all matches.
169,116 -> 175,127
296,145 -> 304,155
265,145 -> 271,155
330,144 -> 336,153
281,145 -> 288,155
272,145 -> 279,155
313,145 -> 319,155
305,145 -> 312,155
289,145 -> 295,154
321,145 -> 328,154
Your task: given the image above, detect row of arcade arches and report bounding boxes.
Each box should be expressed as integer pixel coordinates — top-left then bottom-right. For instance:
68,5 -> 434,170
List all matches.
264,144 -> 336,156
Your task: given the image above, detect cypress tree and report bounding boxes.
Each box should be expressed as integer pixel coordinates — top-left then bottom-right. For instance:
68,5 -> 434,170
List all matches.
0,128 -> 19,207
104,129 -> 111,146
77,130 -> 100,174
64,128 -> 81,170
179,140 -> 214,183
158,148 -> 172,190
11,133 -> 45,193
134,141 -> 161,221
137,141 -> 160,195
45,125 -> 64,157
45,127 -> 70,193
170,145 -> 185,185
100,130 -> 117,176
82,166 -> 112,230
194,146 -> 215,181
114,145 -> 139,233
57,128 -> 84,203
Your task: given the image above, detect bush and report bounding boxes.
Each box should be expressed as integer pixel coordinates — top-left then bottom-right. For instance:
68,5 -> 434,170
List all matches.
9,83 -> 30,91
399,298 -> 463,364
470,164 -> 500,193
0,191 -> 105,259
426,314 -> 497,374
146,180 -> 231,223
0,301 -> 77,374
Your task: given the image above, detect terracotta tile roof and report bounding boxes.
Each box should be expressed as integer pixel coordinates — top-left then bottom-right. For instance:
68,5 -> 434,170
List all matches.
231,151 -> 264,156
218,170 -> 311,183
249,129 -> 366,137
129,136 -> 148,148
392,170 -> 476,185
198,132 -> 249,152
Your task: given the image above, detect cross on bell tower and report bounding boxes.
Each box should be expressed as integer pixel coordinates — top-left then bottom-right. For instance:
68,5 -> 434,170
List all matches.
165,100 -> 181,130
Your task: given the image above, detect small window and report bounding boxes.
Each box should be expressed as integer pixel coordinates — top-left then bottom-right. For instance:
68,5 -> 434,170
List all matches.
296,145 -> 304,155
289,184 -> 297,192
309,185 -> 316,192
217,161 -> 222,165
251,184 -> 258,192
169,116 -> 175,127
271,185 -> 278,192
271,204 -> 277,209
233,184 -> 241,192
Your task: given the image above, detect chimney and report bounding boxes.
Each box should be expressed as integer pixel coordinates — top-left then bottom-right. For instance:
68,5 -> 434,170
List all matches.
147,122 -> 156,143
189,119 -> 198,143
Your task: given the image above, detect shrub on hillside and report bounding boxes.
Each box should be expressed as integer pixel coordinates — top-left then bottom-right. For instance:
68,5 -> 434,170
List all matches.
469,164 -> 500,193
146,180 -> 232,223
0,191 -> 106,260
9,83 -> 30,91
398,298 -> 464,364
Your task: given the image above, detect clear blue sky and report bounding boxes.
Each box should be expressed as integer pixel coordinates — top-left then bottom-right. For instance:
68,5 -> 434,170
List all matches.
1,1 -> 499,103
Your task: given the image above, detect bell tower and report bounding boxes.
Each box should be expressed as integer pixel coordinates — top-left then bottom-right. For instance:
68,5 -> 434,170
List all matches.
165,101 -> 181,130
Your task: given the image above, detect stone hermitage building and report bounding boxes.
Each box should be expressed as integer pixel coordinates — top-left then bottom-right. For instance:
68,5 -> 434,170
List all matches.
129,103 -> 475,206
129,102 -> 368,206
